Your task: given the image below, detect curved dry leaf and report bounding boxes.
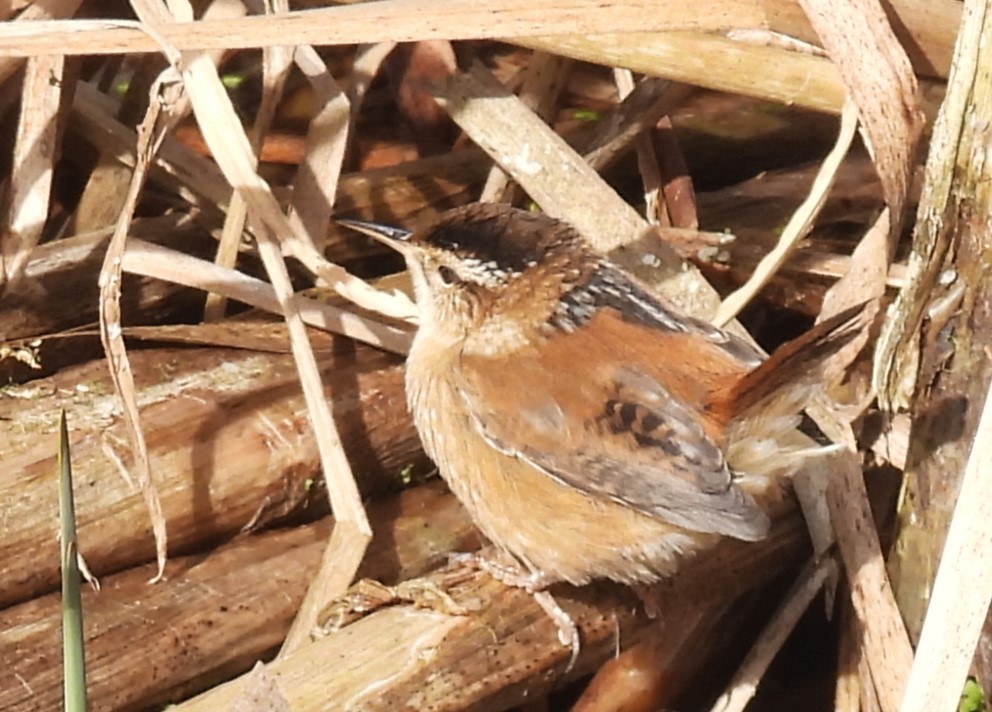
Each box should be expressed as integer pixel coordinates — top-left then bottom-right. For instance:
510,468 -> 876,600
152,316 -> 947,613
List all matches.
799,0 -> 924,231
714,99 -> 860,326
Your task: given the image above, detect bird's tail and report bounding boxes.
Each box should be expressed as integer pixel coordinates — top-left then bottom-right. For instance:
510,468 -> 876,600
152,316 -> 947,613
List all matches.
730,301 -> 874,419
712,301 -> 876,479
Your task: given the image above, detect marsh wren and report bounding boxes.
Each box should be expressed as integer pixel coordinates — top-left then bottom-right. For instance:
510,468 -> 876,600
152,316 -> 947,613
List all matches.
342,203 -> 866,654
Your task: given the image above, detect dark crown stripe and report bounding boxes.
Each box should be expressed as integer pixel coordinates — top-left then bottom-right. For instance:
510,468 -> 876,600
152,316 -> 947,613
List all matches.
419,204 -> 580,275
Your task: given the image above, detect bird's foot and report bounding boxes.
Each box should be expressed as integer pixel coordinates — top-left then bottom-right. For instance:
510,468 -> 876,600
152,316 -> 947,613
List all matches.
313,572 -> 474,639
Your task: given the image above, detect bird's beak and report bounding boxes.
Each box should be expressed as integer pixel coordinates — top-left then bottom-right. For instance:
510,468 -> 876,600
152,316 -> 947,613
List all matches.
337,218 -> 414,255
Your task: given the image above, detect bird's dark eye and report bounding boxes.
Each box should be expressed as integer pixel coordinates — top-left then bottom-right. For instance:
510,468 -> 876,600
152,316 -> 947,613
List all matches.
437,265 -> 459,285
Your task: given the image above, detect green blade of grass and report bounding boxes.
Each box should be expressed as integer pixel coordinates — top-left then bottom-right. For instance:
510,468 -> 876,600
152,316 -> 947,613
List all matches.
58,409 -> 87,712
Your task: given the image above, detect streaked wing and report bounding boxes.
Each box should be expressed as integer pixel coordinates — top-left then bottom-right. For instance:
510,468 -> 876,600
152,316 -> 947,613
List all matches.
456,316 -> 770,540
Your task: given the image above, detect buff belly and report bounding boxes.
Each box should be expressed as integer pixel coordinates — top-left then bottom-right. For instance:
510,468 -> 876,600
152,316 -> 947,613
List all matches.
406,364 -> 708,587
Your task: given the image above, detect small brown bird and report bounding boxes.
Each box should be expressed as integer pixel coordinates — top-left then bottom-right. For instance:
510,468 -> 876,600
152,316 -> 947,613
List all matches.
342,203 -> 865,653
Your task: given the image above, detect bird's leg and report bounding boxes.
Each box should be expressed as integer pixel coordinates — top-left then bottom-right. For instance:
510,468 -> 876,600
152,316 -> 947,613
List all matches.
449,550 -> 581,664
532,591 -> 581,662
